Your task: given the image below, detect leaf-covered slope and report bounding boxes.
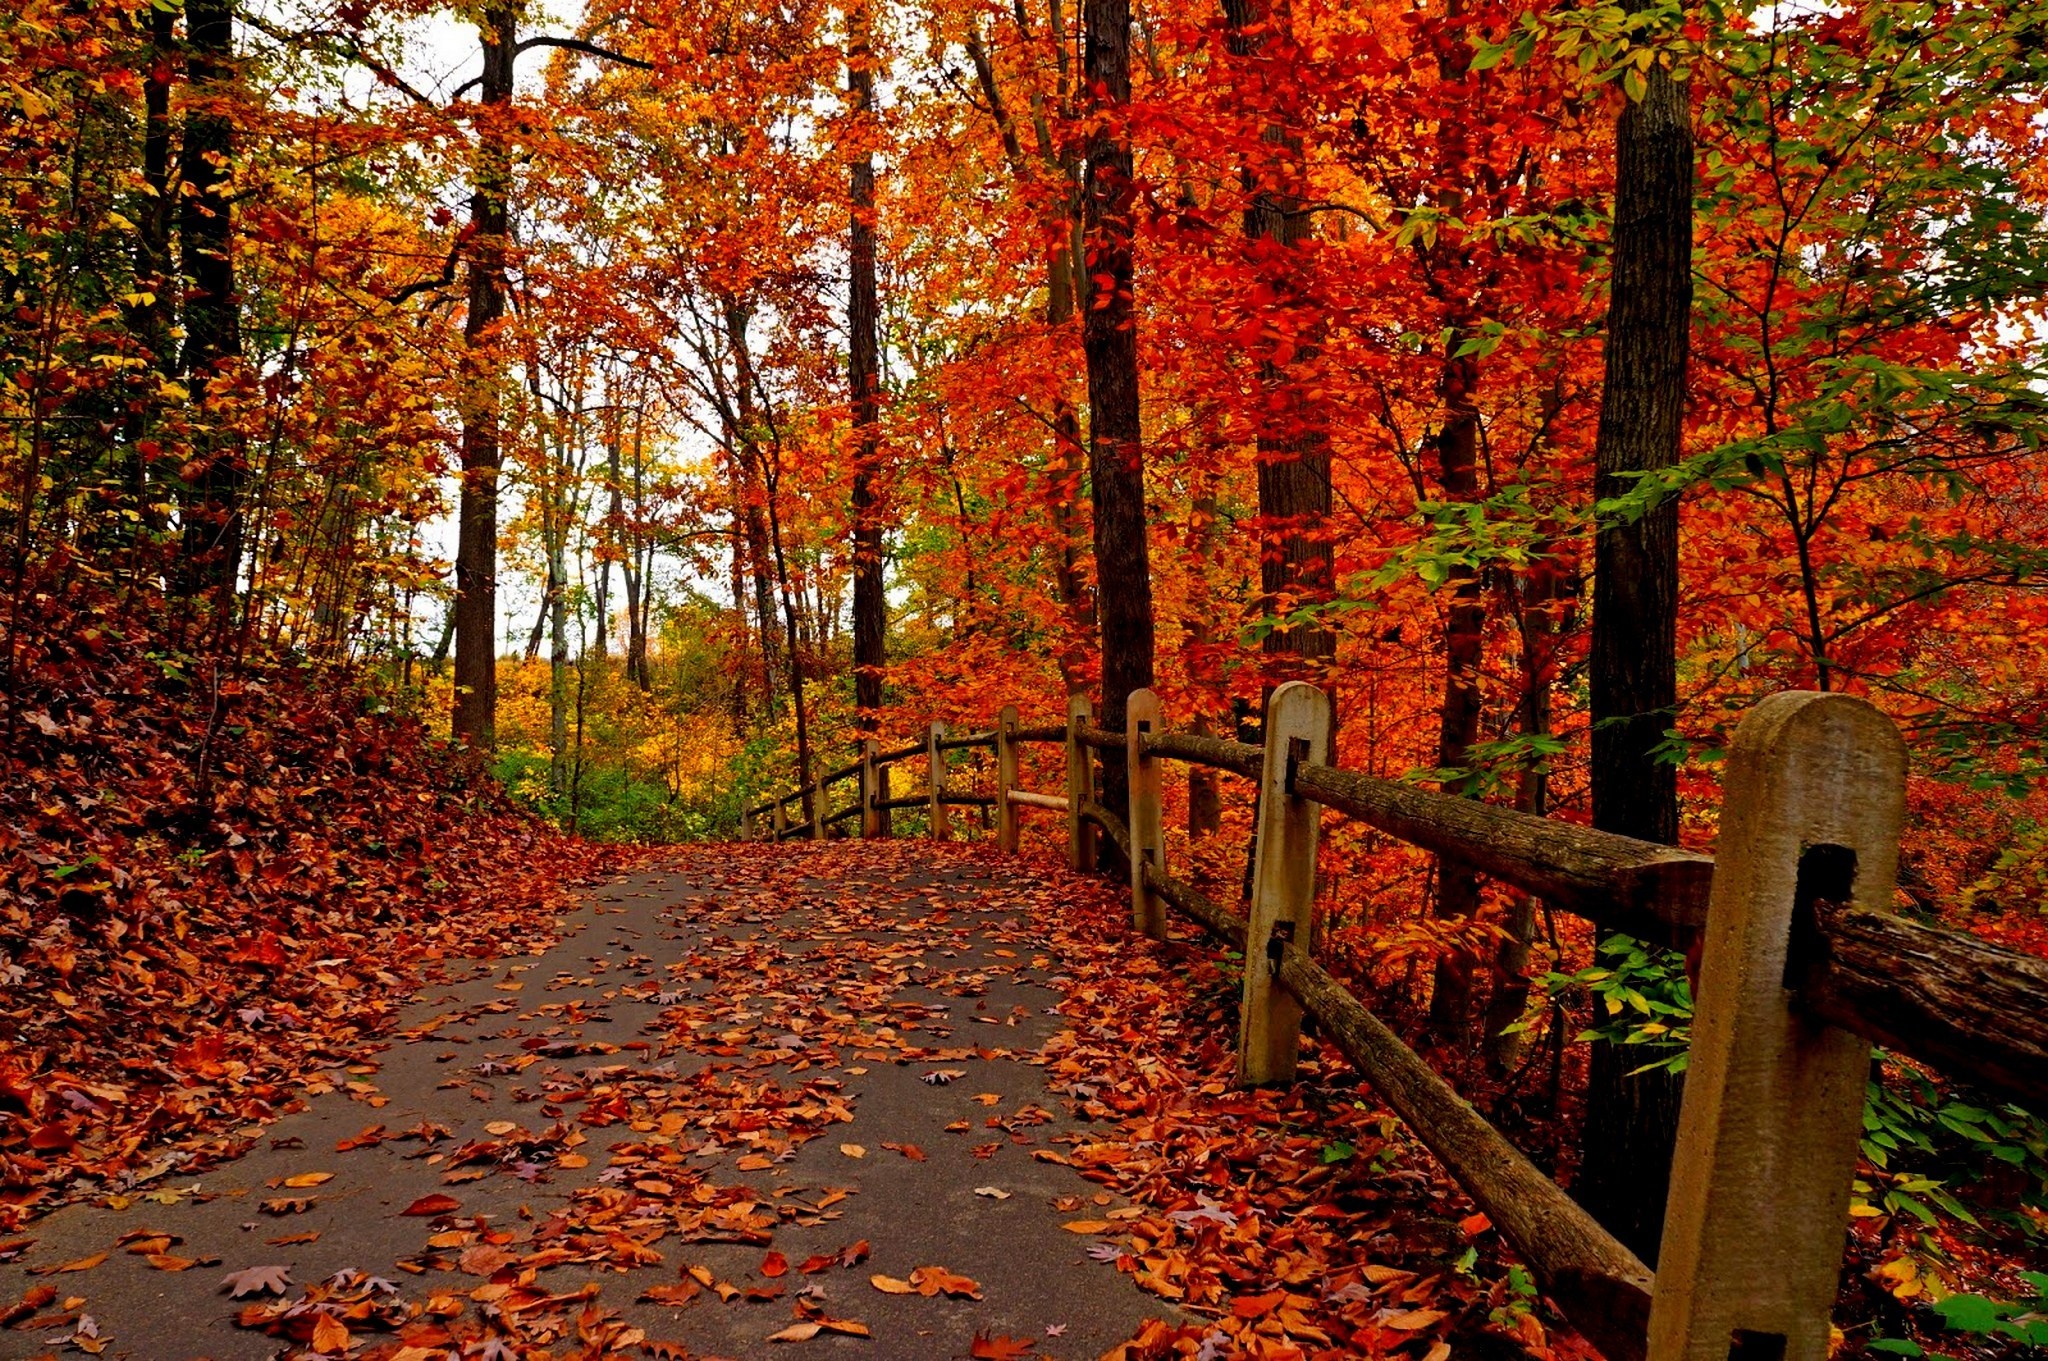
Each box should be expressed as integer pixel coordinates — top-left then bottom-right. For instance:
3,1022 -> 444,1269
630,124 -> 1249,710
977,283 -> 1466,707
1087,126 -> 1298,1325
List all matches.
0,575 -> 610,1225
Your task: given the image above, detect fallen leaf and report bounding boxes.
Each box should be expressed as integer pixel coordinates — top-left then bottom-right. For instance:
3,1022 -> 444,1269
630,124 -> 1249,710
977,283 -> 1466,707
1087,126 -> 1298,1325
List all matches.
0,1284 -> 55,1327
767,1322 -> 821,1342
282,1171 -> 333,1188
221,1264 -> 293,1298
838,1143 -> 866,1159
639,1282 -> 699,1306
909,1265 -> 982,1299
33,1252 -> 107,1275
402,1193 -> 461,1217
973,1186 -> 1011,1200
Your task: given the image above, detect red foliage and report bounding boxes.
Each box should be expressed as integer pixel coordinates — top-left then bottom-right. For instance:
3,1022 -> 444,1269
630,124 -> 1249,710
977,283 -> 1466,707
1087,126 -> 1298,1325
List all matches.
0,568 -> 617,1225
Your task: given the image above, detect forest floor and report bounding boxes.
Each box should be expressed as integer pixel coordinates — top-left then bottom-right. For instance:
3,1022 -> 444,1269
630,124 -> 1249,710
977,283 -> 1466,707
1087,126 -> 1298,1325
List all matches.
0,840 -> 1558,1361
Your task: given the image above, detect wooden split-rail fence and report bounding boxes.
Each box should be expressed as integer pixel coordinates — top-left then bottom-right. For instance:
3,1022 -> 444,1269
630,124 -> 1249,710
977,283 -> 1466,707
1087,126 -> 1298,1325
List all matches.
745,684 -> 2048,1361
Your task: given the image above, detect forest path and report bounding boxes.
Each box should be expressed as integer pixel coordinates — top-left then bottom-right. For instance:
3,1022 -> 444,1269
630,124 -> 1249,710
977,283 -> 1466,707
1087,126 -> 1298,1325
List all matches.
0,843 -> 1173,1360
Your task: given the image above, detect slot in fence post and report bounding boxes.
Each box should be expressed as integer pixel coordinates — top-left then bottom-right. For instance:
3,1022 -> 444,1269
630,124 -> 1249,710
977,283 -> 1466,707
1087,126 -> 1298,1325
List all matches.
929,721 -> 950,840
1238,681 -> 1331,1086
860,739 -> 881,839
1649,692 -> 1907,1361
1126,688 -> 1166,939
771,795 -> 787,841
996,705 -> 1020,854
1065,694 -> 1096,871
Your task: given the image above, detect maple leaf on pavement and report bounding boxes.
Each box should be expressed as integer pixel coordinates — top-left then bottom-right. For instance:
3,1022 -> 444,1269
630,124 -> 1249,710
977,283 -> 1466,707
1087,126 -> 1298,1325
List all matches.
220,1264 -> 292,1297
971,1333 -> 1036,1359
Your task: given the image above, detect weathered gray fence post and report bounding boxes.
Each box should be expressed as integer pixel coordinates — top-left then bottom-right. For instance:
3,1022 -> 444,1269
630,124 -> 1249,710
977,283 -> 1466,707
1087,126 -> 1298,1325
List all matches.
771,794 -> 787,840
1649,692 -> 1907,1361
1126,688 -> 1166,939
996,705 -> 1020,854
1238,681 -> 1332,1086
1065,694 -> 1096,871
808,780 -> 824,841
928,721 -> 950,840
859,739 -> 881,839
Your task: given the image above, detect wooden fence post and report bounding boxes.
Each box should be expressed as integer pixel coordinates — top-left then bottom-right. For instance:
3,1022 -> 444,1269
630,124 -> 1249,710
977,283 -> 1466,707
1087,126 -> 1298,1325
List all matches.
928,721 -> 950,840
809,780 -> 824,841
1649,692 -> 1907,1361
1126,688 -> 1166,939
771,795 -> 787,840
858,740 -> 878,839
1065,694 -> 1095,871
1238,680 -> 1332,1086
996,705 -> 1020,854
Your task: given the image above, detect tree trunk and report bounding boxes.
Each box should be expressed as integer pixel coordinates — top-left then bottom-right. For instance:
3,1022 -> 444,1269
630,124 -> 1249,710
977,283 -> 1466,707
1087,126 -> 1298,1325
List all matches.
625,407 -> 651,691
1082,0 -> 1153,848
766,478 -> 816,825
123,2 -> 175,533
847,3 -> 888,739
452,6 -> 515,749
548,513 -> 568,793
525,566 -> 551,661
727,512 -> 750,732
1428,342 -> 1485,1045
726,300 -> 783,710
1224,0 -> 1333,688
1485,543 -> 1567,1074
1045,169 -> 1093,698
599,414 -> 623,666
1580,39 -> 1694,1267
1183,481 -> 1225,839
174,0 -> 245,603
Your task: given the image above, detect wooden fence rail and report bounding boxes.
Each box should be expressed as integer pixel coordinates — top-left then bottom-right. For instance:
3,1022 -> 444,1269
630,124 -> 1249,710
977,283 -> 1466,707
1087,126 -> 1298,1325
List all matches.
742,684 -> 2048,1361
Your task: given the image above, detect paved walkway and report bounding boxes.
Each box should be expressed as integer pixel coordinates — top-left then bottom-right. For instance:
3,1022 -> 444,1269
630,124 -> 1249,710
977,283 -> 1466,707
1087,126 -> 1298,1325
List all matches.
0,845 -> 1168,1359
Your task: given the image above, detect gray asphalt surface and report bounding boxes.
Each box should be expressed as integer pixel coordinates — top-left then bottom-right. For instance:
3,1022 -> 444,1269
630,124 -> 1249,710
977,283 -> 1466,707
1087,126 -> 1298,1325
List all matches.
0,844 -> 1168,1360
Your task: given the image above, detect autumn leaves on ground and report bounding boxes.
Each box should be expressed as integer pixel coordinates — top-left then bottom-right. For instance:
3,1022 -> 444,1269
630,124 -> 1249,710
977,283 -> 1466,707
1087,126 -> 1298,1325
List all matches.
0,601 -> 1552,1361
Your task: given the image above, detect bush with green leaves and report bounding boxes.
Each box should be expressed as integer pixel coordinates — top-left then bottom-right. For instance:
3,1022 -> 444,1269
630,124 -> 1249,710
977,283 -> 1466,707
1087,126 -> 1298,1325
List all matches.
1528,934 -> 2047,1236
1870,1272 -> 2048,1358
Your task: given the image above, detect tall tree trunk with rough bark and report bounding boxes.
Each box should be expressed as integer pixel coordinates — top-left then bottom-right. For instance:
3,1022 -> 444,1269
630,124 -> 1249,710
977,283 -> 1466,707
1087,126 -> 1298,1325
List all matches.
847,4 -> 888,740
1580,39 -> 1694,1267
1224,0 -> 1333,690
1082,0 -> 1153,847
726,300 -> 783,710
452,7 -> 515,749
123,3 -> 175,534
175,0 -> 245,604
1427,343 -> 1485,1044
624,408 -> 651,691
1422,2 -> 1487,1046
1182,478 -> 1225,839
